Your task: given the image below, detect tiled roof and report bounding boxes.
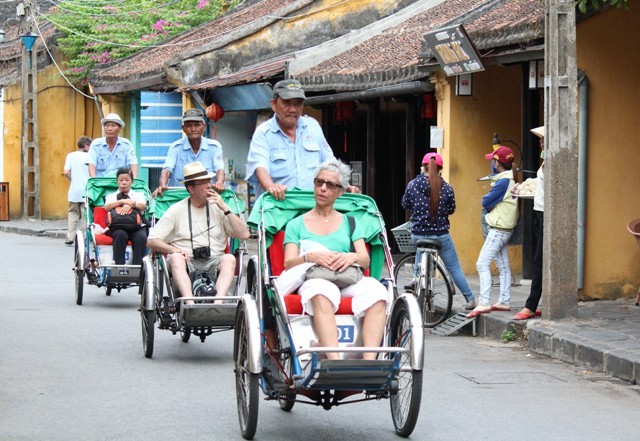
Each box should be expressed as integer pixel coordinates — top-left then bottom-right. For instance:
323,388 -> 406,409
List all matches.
0,23 -> 57,85
294,0 -> 544,91
89,0 -> 311,91
181,54 -> 292,91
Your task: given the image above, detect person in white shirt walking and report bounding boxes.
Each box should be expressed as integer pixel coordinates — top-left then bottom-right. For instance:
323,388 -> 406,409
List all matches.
63,136 -> 92,245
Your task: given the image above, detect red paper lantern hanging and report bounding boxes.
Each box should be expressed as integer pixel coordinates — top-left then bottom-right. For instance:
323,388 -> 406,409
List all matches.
205,103 -> 225,138
205,102 -> 225,122
332,102 -> 356,153
420,94 -> 435,120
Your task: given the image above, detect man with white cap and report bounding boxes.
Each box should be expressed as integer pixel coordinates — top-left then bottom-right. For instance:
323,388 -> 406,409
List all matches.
147,161 -> 250,303
247,79 -> 359,200
154,108 -> 226,197
88,113 -> 138,178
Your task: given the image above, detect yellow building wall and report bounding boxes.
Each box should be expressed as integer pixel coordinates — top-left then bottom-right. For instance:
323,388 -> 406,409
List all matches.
436,65 -> 523,275
3,64 -> 102,219
577,6 -> 640,299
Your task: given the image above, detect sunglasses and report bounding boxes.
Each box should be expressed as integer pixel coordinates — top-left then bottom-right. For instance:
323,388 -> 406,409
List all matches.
313,178 -> 342,190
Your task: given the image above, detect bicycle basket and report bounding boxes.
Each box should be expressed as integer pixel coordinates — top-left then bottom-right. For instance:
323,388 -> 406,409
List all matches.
391,221 -> 416,253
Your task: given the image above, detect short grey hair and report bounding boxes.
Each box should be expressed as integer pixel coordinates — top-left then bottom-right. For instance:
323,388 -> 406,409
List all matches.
315,159 -> 351,189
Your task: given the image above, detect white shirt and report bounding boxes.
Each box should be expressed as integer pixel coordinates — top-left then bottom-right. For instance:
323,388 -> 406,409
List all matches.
64,150 -> 90,203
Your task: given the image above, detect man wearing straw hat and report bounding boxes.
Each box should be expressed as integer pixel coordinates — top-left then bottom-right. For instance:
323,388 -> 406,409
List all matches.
147,161 -> 250,303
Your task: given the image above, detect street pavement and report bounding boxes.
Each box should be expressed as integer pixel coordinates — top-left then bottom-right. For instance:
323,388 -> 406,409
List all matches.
1,218 -> 639,385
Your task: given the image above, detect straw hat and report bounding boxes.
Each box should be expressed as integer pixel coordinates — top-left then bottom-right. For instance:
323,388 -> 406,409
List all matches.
181,161 -> 215,184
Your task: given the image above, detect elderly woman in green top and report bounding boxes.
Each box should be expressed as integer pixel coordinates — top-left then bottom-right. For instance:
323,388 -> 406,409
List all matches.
282,159 -> 389,360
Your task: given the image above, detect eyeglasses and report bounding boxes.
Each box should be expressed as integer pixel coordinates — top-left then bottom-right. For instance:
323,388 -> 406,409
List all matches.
192,180 -> 212,186
314,178 -> 342,190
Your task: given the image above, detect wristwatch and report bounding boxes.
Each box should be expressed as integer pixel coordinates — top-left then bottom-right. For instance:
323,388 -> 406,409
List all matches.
223,210 -> 231,216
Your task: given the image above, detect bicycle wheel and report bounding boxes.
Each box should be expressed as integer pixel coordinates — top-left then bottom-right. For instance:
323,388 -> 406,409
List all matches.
234,303 -> 259,439
419,259 -> 454,328
393,253 -> 416,295
389,298 -> 422,437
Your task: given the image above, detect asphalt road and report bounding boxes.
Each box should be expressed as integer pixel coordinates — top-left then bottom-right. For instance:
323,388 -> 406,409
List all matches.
1,232 -> 639,441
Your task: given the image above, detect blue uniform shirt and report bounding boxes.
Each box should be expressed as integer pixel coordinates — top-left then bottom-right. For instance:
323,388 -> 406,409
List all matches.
163,136 -> 224,186
246,115 -> 335,197
87,137 -> 137,177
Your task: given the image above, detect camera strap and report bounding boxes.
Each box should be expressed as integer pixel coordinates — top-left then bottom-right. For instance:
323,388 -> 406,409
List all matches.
187,199 -> 211,256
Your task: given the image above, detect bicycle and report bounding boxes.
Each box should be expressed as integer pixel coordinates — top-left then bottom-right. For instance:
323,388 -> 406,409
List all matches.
391,222 -> 455,328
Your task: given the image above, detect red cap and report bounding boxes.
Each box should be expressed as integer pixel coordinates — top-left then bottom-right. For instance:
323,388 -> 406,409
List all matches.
422,152 -> 443,167
485,146 -> 514,163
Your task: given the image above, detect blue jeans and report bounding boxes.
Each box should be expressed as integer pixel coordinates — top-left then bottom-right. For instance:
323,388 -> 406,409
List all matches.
476,227 -> 512,306
411,233 -> 474,302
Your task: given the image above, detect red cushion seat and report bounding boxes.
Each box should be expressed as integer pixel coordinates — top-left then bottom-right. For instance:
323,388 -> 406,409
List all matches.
269,232 -> 355,315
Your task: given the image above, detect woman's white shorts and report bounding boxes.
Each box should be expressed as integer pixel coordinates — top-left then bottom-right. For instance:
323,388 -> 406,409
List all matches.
297,276 -> 390,317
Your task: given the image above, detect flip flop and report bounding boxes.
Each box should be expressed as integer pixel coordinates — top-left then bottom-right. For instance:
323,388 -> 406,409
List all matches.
490,304 -> 512,311
513,311 -> 536,320
466,308 -> 491,319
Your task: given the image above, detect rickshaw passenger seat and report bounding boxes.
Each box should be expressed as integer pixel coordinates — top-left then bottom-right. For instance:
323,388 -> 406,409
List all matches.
92,206 -> 133,246
269,231 -> 356,315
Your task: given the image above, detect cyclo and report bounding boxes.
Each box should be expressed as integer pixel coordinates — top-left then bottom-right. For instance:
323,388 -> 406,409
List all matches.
73,176 -> 152,305
139,187 -> 247,358
234,190 -> 424,439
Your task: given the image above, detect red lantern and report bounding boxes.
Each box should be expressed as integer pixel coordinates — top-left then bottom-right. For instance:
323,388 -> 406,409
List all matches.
206,102 -> 224,121
420,94 -> 435,119
333,102 -> 356,153
205,103 -> 225,138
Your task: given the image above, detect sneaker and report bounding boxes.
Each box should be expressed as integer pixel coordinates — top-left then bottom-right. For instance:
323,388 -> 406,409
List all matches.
464,299 -> 477,310
64,240 -> 74,245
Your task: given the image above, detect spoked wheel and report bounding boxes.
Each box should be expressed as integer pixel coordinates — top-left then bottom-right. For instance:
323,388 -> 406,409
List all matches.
234,304 -> 259,440
139,269 -> 155,358
74,241 -> 85,305
419,259 -> 454,328
277,351 -> 295,412
180,328 -> 191,343
389,299 -> 423,437
393,254 -> 415,296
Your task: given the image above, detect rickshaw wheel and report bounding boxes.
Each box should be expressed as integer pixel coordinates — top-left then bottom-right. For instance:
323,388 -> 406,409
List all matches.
234,303 -> 259,439
180,328 -> 191,343
389,299 -> 423,438
141,309 -> 155,358
140,269 -> 155,358
278,353 -> 295,411
74,241 -> 84,306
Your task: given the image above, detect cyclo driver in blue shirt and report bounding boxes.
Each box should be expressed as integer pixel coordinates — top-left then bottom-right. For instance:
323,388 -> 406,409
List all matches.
246,79 -> 361,199
153,108 -> 226,198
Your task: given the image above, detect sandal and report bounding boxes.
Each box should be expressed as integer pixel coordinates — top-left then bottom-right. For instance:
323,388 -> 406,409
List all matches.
466,306 -> 491,319
513,310 -> 536,320
490,303 -> 511,311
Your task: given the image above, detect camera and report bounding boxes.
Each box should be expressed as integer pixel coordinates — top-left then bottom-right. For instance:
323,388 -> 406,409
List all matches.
193,246 -> 211,260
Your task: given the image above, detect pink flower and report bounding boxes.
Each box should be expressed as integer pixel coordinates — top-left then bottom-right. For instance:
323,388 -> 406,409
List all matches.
152,19 -> 169,32
196,0 -> 210,10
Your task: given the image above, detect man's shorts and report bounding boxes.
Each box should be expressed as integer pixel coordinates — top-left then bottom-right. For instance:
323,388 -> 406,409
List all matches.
167,253 -> 223,276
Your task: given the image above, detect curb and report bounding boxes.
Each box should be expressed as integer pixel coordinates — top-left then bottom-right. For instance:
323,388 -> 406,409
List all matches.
463,309 -> 639,385
0,225 -> 67,240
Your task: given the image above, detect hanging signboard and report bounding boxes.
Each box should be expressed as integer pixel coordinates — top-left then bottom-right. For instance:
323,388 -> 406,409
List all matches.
424,24 -> 484,76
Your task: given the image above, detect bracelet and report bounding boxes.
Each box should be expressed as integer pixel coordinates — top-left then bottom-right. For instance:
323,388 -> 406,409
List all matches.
303,254 -> 308,263
223,210 -> 231,216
